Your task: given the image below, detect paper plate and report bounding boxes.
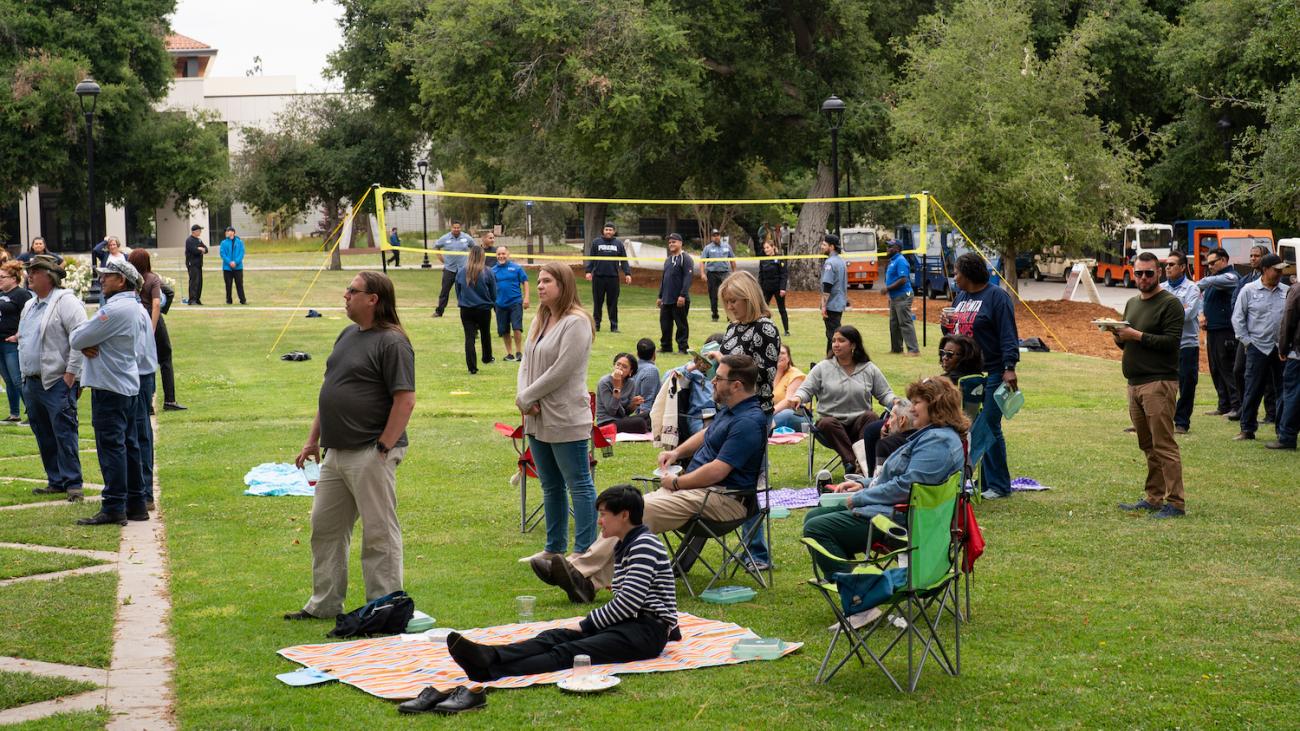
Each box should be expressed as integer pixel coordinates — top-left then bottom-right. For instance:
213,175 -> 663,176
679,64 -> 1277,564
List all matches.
557,674 -> 621,694
652,465 -> 683,478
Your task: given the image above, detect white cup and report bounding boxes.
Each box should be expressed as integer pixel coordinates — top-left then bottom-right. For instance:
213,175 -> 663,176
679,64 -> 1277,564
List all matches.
572,654 -> 592,678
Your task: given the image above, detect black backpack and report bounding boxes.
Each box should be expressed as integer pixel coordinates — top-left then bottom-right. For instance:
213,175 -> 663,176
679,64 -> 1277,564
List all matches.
327,591 -> 415,639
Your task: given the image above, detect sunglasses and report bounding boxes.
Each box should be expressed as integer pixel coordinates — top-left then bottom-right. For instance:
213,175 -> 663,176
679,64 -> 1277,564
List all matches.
939,349 -> 959,359
1133,270 -> 1158,278
345,286 -> 372,296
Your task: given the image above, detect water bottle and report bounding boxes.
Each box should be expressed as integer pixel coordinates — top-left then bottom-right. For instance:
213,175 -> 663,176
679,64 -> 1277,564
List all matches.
816,469 -> 833,494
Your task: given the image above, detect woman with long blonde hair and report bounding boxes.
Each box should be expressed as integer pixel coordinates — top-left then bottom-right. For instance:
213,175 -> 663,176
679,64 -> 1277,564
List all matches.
455,244 -> 496,373
516,263 -> 601,601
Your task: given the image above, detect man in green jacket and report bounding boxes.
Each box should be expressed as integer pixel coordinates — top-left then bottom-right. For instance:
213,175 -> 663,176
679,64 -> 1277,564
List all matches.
1115,252 -> 1186,519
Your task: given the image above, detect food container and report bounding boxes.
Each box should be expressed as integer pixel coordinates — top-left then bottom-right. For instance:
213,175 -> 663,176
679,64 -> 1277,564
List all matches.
730,637 -> 786,660
699,585 -> 757,604
994,383 -> 1024,420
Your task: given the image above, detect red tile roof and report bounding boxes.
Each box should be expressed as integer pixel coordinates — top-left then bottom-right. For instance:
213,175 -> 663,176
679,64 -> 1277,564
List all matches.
165,33 -> 213,52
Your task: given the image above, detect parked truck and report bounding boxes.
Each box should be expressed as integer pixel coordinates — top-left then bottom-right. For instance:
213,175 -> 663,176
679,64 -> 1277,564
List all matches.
893,224 -> 955,298
1094,223 -> 1173,287
1174,219 -> 1230,257
1190,228 -> 1275,279
1032,245 -> 1097,282
842,227 -> 881,289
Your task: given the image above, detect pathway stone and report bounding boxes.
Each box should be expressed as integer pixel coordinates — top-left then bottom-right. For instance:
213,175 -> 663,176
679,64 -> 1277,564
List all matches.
0,689 -> 105,724
0,543 -> 117,562
0,562 -> 116,588
0,495 -> 102,512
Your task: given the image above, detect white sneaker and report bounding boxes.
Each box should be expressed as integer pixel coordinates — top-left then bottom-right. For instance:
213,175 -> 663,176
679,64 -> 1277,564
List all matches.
981,489 -> 1007,500
829,607 -> 882,632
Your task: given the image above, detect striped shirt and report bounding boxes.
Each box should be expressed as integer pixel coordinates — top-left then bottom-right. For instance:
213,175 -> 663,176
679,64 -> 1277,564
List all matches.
581,525 -> 678,634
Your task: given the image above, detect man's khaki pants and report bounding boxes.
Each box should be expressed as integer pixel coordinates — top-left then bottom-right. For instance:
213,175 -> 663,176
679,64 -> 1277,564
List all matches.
303,445 -> 406,617
1128,380 -> 1185,511
570,487 -> 747,588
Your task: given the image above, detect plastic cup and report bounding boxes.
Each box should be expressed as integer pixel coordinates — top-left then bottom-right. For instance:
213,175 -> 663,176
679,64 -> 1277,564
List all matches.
572,654 -> 592,678
516,595 -> 536,621
701,407 -> 717,422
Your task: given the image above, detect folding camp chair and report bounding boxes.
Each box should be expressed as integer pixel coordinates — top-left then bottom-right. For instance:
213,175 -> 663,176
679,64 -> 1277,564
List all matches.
802,471 -> 963,691
662,446 -> 774,598
495,392 -> 615,533
805,403 -> 845,481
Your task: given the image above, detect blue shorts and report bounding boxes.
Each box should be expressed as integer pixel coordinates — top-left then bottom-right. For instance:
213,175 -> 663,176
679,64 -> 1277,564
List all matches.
496,302 -> 524,336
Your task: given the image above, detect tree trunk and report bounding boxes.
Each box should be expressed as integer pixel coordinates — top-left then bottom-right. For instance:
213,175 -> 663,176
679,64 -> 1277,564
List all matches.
665,206 -> 679,240
733,214 -> 761,250
788,161 -> 835,290
583,202 -> 607,246
325,200 -> 343,271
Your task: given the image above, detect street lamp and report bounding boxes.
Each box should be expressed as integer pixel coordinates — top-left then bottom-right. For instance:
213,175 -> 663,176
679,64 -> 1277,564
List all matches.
75,78 -> 101,254
417,159 -> 431,269
821,94 -> 845,239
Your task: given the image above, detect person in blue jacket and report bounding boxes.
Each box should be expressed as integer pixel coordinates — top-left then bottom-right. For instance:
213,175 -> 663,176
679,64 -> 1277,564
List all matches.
884,240 -> 919,355
219,226 -> 247,305
455,244 -> 497,374
802,377 -> 968,575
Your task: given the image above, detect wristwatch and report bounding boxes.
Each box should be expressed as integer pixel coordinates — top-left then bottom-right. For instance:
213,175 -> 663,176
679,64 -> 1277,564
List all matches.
375,441 -> 390,455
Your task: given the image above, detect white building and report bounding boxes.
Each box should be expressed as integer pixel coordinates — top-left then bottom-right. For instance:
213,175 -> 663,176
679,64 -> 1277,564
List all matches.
6,33 -> 434,253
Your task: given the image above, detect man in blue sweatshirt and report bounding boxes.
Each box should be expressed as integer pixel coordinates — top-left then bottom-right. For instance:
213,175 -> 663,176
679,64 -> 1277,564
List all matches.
1197,249 -> 1239,417
942,253 -> 1019,499
585,224 -> 632,332
658,233 -> 693,353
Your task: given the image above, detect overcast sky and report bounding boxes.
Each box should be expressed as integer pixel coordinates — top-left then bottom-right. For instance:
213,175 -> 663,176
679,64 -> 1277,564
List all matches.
170,0 -> 345,91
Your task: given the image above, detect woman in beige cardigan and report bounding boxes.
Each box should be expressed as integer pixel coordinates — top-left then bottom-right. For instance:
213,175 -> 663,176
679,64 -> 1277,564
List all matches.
516,263 -> 599,596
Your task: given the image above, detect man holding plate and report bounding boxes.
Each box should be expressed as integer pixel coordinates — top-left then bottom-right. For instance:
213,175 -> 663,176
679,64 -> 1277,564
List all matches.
1115,252 -> 1187,519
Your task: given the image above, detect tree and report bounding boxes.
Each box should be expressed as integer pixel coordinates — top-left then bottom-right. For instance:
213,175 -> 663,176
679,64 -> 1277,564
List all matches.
885,0 -> 1148,276
0,0 -> 228,241
1155,0 -> 1300,228
234,95 -> 422,268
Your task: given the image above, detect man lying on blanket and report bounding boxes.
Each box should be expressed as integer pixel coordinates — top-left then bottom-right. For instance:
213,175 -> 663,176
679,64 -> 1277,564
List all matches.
446,486 -> 681,680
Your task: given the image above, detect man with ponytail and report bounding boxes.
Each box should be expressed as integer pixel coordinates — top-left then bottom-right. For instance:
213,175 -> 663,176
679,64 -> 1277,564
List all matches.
286,271 -> 417,620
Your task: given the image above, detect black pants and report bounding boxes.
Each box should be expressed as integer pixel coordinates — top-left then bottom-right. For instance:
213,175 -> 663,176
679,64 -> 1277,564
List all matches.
460,307 -> 493,373
1207,329 -> 1238,413
1240,346 -> 1283,434
186,260 -> 203,304
816,412 -> 876,472
592,276 -> 621,329
487,617 -> 669,679
613,414 -> 650,434
1174,346 -> 1199,429
823,310 -> 843,355
155,317 -> 176,404
223,269 -> 246,304
762,286 -> 789,333
706,271 -> 726,318
435,269 -> 457,316
1235,342 -> 1275,420
385,248 -> 400,267
660,301 -> 689,352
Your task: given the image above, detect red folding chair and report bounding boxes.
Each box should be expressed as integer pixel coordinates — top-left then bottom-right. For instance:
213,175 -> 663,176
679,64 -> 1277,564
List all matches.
495,392 -> 615,533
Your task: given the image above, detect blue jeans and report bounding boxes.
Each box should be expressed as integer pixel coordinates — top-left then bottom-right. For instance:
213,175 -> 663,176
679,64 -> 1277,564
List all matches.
529,437 -> 597,555
1174,346 -> 1199,430
0,342 -> 25,418
772,408 -> 809,431
1241,346 -> 1284,435
24,377 -> 82,492
1275,358 -> 1300,447
92,389 -> 145,515
134,373 -> 156,502
980,370 -> 1012,496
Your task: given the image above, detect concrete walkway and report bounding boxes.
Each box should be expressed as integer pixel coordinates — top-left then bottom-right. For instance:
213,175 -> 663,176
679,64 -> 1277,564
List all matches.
0,415 -> 176,729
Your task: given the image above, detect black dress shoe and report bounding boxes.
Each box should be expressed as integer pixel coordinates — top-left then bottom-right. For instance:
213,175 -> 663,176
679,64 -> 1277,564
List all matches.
433,686 -> 487,714
32,486 -> 66,495
549,555 -> 595,603
76,511 -> 127,526
446,632 -> 498,682
127,510 -> 149,522
530,555 -> 558,586
283,610 -> 325,620
163,402 -> 187,411
397,686 -> 454,714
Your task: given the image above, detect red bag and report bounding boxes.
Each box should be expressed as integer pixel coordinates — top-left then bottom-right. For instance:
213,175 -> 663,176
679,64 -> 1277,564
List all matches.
961,499 -> 985,572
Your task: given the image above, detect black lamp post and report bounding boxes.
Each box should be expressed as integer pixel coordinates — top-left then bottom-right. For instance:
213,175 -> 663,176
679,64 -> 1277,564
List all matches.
820,94 -> 845,239
75,78 -> 101,252
417,159 -> 431,269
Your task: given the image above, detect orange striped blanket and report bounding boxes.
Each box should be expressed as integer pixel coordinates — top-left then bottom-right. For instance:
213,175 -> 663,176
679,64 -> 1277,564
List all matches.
278,612 -> 800,699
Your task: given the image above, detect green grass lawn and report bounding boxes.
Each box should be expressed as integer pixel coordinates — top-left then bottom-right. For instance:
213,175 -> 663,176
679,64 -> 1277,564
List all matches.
2,711 -> 109,731
0,547 -> 103,580
0,671 -> 97,711
0,503 -> 121,552
0,572 -> 117,668
146,272 -> 1300,728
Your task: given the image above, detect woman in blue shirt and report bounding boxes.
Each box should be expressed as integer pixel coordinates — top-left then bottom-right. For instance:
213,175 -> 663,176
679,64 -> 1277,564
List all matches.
802,377 -> 969,576
456,244 -> 497,374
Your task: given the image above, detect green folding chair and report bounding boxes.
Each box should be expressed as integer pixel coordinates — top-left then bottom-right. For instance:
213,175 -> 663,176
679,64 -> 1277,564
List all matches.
803,470 -> 963,691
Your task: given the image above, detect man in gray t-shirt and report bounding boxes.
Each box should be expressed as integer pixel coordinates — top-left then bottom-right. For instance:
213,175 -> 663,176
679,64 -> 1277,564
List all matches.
820,233 -> 848,353
288,271 -> 416,620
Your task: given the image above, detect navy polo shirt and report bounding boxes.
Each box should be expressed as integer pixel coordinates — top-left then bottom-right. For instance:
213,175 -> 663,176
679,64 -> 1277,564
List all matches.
688,395 -> 766,491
